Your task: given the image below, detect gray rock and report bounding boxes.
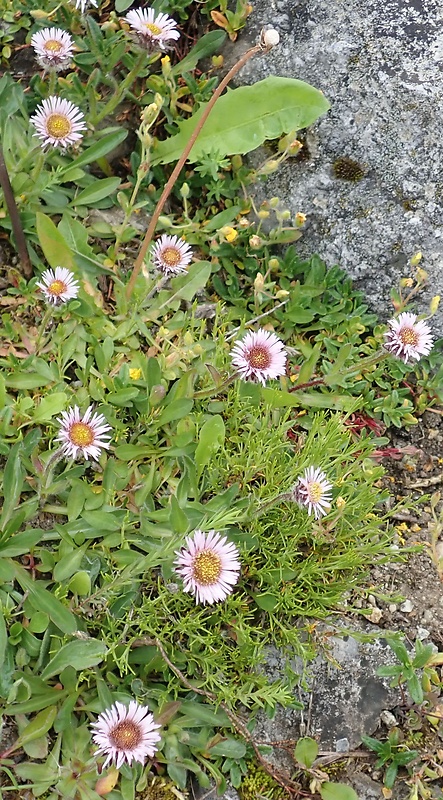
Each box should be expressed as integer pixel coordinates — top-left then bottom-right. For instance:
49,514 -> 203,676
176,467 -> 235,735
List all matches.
253,621 -> 401,767
226,0 -> 443,332
191,782 -> 240,800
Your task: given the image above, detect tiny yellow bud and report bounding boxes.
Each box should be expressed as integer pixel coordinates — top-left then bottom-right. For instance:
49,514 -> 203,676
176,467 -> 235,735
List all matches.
231,154 -> 243,170
249,235 -> 263,249
95,768 -> 119,796
183,331 -> 193,346
416,266 -> 428,283
294,212 -> 307,227
430,295 -> 440,315
257,210 -> 270,220
409,250 -> 422,267
280,209 -> 291,220
220,226 -> 238,242
180,182 -> 190,199
129,368 -> 142,380
259,159 -> 279,175
399,277 -> 414,288
269,197 -> 280,208
212,54 -> 224,68
336,496 -> 346,509
275,289 -> 290,299
268,258 -> 280,270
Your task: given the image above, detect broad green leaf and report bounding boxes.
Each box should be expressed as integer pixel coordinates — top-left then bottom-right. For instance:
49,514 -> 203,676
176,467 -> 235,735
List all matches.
0,442 -> 24,532
15,706 -> 58,750
0,528 -> 44,557
254,593 -> 279,612
203,206 -> 241,232
320,783 -> 358,800
178,702 -> 230,727
13,564 -> 78,634
53,545 -> 88,583
168,260 -> 212,303
171,30 -> 227,75
5,373 -> 50,389
156,399 -> 193,426
31,393 -> 67,423
261,387 -> 356,410
295,737 -> 318,768
153,77 -> 330,164
68,571 -> 91,596
63,128 -> 128,170
207,737 -> 247,759
194,415 -> 225,478
70,177 -> 121,206
36,212 -> 74,270
40,639 -> 108,680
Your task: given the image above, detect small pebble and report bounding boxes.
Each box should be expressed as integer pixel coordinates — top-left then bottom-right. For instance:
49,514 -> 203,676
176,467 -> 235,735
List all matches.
335,737 -> 350,752
416,626 -> 430,640
368,607 -> 383,623
388,604 -> 397,613
368,594 -> 377,607
400,599 -> 413,613
380,709 -> 397,728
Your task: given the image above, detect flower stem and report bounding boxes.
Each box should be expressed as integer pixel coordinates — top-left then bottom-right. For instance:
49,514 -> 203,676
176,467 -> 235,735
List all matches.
0,145 -> 32,279
125,41 -> 264,301
35,306 -> 53,354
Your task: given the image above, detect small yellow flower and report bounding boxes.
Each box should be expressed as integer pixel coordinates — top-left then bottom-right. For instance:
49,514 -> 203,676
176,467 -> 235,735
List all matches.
130,368 -> 142,380
294,212 -> 307,227
220,226 -> 238,243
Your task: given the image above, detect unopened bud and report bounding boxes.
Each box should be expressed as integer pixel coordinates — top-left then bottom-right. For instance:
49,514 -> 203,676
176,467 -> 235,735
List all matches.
409,250 -> 422,267
416,266 -> 428,283
180,182 -> 190,199
294,212 -> 307,227
259,159 -> 279,175
231,154 -> 243,170
336,496 -> 346,509
430,295 -> 440,315
261,28 -> 280,50
161,55 -> 171,75
257,210 -> 270,219
269,197 -> 280,208
212,54 -> 224,68
95,768 -> 119,796
238,217 -> 250,228
268,258 -> 280,270
275,290 -> 290,299
280,209 -> 291,220
157,215 -> 173,228
249,235 -> 263,249
399,277 -> 414,288
149,384 -> 166,406
254,272 -> 265,292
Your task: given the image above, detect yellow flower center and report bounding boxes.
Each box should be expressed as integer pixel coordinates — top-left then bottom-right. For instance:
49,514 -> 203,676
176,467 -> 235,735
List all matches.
399,327 -> 419,346
69,422 -> 94,447
110,721 -> 142,751
193,550 -> 222,585
48,279 -> 67,296
129,368 -> 142,380
248,346 -> 271,370
144,22 -> 162,35
308,482 -> 324,503
162,246 -> 181,266
46,113 -> 72,139
44,39 -> 63,52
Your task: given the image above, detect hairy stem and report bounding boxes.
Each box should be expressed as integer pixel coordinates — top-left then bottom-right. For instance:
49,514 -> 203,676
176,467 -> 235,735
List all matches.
0,145 -> 32,279
126,42 -> 263,301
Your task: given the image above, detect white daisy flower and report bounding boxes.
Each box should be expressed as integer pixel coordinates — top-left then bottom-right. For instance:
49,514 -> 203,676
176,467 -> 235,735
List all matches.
30,96 -> 86,150
230,328 -> 287,385
31,27 -> 75,71
69,0 -> 98,13
91,700 -> 161,769
384,312 -> 433,364
36,266 -> 79,305
124,8 -> 180,51
292,466 -> 333,520
55,405 -> 112,461
151,234 -> 193,276
174,529 -> 241,606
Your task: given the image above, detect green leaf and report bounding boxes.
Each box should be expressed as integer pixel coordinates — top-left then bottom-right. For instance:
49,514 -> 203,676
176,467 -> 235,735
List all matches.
40,639 -> 108,680
254,593 -> 279,612
384,762 -> 398,790
261,387 -> 355,410
168,260 -> 212,303
171,30 -> 227,75
320,782 -> 359,800
53,545 -> 88,583
0,610 -> 7,671
32,393 -> 68,423
194,415 -> 225,478
203,206 -> 241,232
70,177 -> 121,206
13,564 -> 78,634
407,672 -> 423,704
153,77 -> 330,164
36,212 -> 74,270
207,737 -> 247,759
295,737 -> 319,768
0,528 -> 44,557
15,706 -> 58,750
0,442 -> 24,532
156,399 -> 193,426
178,702 -> 230,727
63,128 -> 128,170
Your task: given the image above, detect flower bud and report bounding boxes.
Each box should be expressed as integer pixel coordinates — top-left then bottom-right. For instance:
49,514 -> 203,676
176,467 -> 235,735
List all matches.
268,258 -> 280,271
249,235 -> 263,249
95,768 -> 119,796
269,197 -> 280,208
275,289 -> 290,299
261,28 -> 280,50
409,250 -> 422,267
161,54 -> 171,75
430,295 -> 440,315
231,154 -> 243,170
294,212 -> 307,227
257,209 -> 270,219
220,226 -> 238,242
259,159 -> 279,175
416,266 -> 428,283
280,209 -> 291,220
212,54 -> 224,68
180,182 -> 190,199
254,272 -> 265,292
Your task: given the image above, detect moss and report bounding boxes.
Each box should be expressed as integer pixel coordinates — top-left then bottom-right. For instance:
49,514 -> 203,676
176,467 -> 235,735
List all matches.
138,778 -> 187,799
240,761 -> 287,800
332,156 -> 366,182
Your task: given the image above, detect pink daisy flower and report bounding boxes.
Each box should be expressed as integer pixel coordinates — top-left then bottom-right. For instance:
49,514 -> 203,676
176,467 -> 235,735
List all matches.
55,405 -> 111,461
30,96 -> 86,150
151,234 -> 193,276
174,529 -> 241,605
91,700 -> 161,769
384,312 -> 433,364
31,27 -> 74,71
124,8 -> 180,51
36,266 -> 79,305
292,466 -> 333,520
230,328 -> 287,385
